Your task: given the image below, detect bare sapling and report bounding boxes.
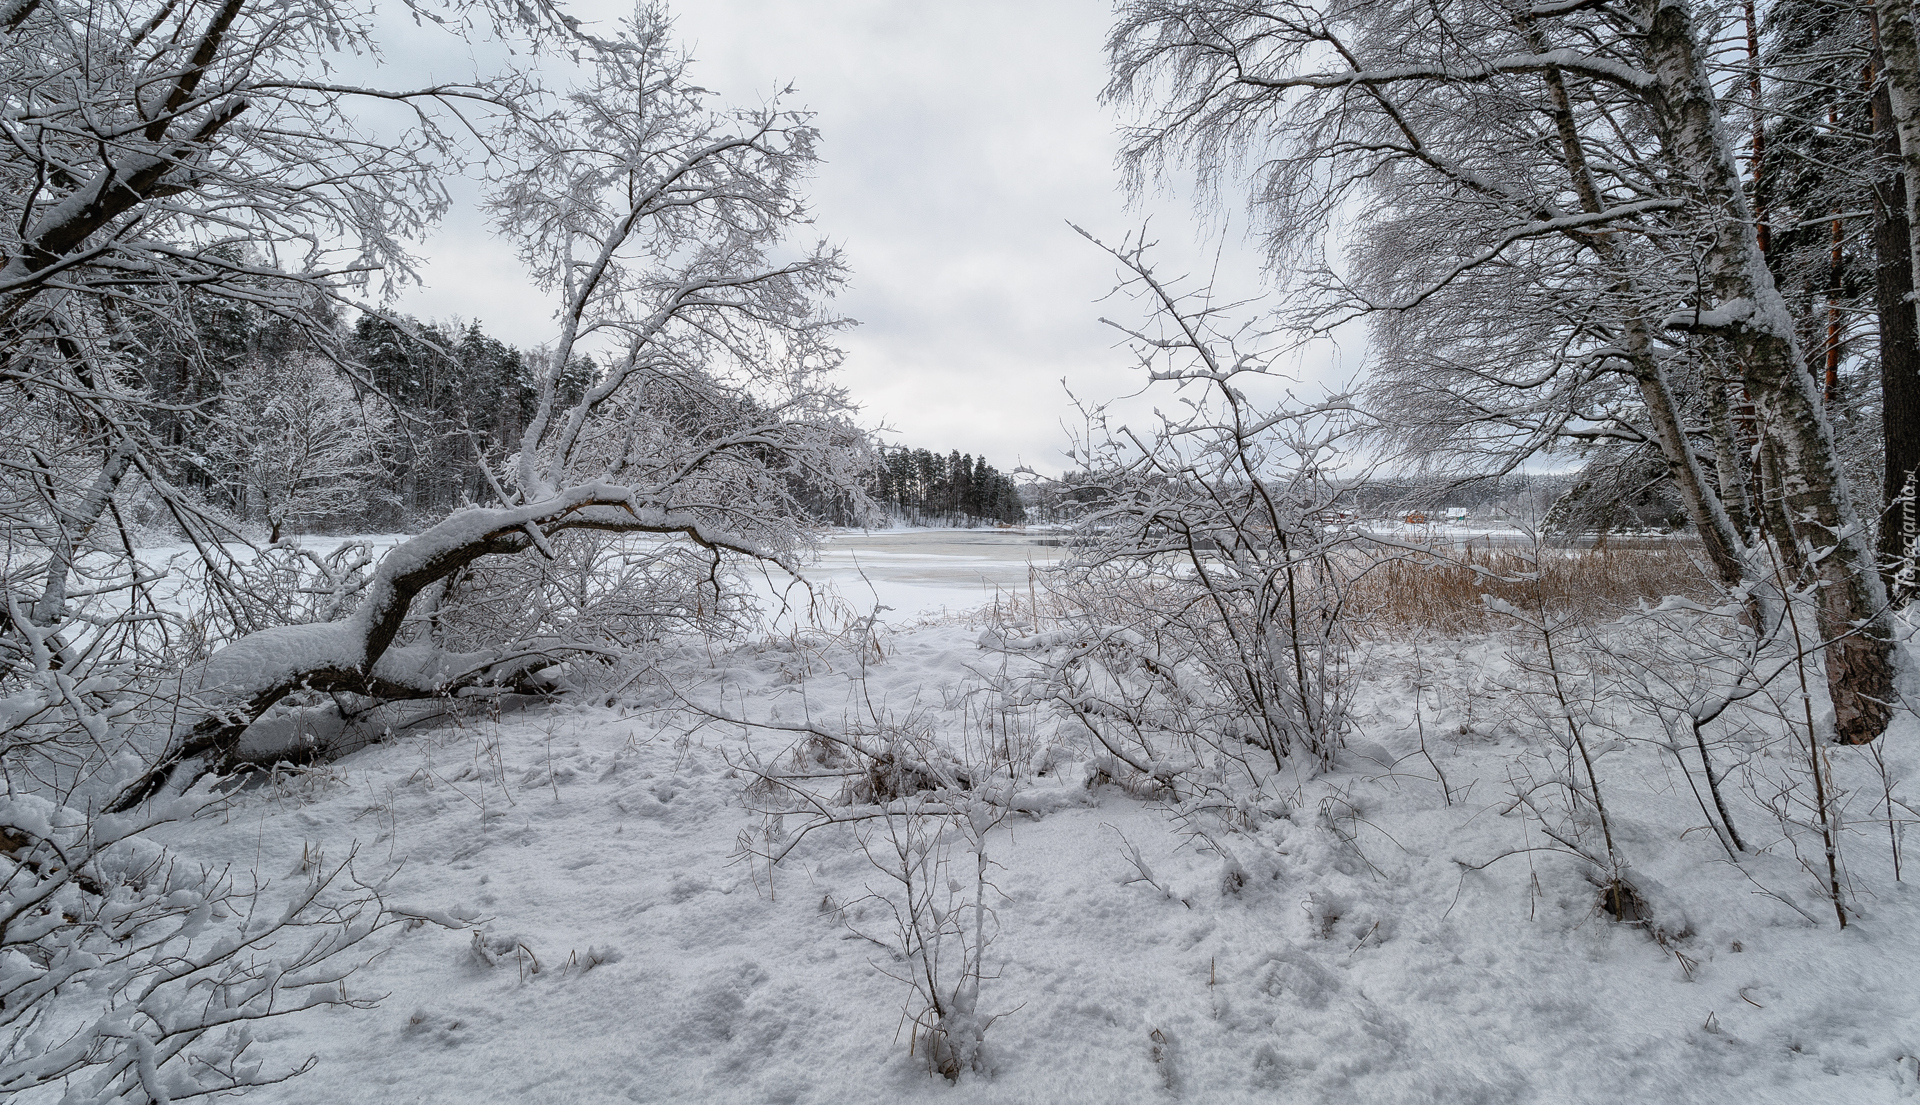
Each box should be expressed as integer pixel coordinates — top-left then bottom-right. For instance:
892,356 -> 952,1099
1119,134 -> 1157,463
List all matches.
1111,824 -> 1192,907
1410,647 -> 1453,807
1596,597 -> 1781,861
1759,528 -> 1850,928
848,790 -> 1010,1080
1481,530 -> 1638,920
1866,743 -> 1910,883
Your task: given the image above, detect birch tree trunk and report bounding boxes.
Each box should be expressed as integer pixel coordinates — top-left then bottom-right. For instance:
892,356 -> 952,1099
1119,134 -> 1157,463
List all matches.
1875,0 -> 1920,298
1706,382 -> 1755,539
1533,47 -> 1748,587
1872,11 -> 1920,602
1634,0 -> 1897,742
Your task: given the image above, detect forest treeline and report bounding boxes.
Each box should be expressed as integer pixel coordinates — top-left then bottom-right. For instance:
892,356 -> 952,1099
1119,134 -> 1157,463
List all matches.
136,303 -> 1024,537
871,446 -> 1025,526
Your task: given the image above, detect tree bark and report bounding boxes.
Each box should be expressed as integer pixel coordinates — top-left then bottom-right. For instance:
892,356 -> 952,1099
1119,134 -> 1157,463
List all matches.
1872,16 -> 1920,603
31,443 -> 135,630
1708,381 -> 1755,540
1532,40 -> 1748,586
1876,0 -> 1920,296
1634,0 -> 1897,743
0,100 -> 249,327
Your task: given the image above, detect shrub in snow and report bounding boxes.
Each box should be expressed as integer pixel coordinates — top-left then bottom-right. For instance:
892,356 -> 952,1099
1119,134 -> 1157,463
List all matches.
1011,234 -> 1366,806
0,795 -> 393,1102
718,648 -> 1027,1079
847,795 -> 1010,1081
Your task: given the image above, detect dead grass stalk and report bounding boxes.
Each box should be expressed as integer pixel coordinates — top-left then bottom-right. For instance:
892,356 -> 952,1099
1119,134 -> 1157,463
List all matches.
1343,539 -> 1716,635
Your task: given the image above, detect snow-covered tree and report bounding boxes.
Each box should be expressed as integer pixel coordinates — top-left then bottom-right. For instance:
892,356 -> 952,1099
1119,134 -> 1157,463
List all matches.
115,8 -> 868,803
1106,0 -> 1897,742
2,3 -> 601,1098
0,0 -> 558,651
207,353 -> 394,541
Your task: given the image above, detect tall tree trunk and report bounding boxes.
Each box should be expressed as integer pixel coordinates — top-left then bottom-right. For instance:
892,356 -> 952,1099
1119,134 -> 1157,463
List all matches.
1709,380 -> 1755,539
1531,37 -> 1747,586
1872,18 -> 1920,603
1824,202 -> 1844,406
1634,0 -> 1897,743
1627,359 -> 1747,586
1875,0 -> 1920,293
1744,0 -> 1770,254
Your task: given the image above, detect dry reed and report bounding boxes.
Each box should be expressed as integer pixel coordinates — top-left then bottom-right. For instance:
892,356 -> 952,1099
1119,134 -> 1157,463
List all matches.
1342,538 -> 1718,635
1002,537 -> 1717,640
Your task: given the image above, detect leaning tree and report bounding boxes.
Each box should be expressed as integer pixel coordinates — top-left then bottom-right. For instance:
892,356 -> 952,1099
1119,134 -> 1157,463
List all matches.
1,1 -> 577,1098
0,0 -> 550,721
115,9 -> 869,804
1106,0 -> 1899,742
2,5 -> 868,1097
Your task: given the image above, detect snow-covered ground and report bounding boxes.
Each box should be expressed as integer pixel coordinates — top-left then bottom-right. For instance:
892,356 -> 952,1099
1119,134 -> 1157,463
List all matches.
136,535 -> 1920,1104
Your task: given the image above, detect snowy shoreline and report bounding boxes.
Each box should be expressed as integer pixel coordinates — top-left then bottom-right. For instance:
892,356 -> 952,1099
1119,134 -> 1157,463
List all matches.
135,570 -> 1920,1103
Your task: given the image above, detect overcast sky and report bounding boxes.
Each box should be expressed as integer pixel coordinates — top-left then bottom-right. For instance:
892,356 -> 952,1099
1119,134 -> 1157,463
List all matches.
385,1 -> 1340,473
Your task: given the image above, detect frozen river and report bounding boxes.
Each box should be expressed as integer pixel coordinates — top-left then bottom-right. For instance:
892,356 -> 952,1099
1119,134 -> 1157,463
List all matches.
761,528 -> 1066,628
133,528 -> 1065,632
138,523 -> 1667,637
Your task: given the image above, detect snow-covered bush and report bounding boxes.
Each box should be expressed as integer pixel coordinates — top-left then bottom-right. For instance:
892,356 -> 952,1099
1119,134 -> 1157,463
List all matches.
0,643 -> 394,1105
2,528 -> 402,1100
0,797 -> 391,1103
1017,232 -> 1367,801
848,792 -> 1008,1081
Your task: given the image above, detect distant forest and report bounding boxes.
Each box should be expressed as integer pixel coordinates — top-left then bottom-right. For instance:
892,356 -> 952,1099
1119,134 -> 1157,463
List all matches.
138,304 -> 573,536
869,446 -> 1025,527
137,304 -> 1023,538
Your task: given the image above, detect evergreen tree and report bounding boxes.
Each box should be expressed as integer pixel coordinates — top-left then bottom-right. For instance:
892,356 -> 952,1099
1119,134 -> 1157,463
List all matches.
867,443 -> 1024,525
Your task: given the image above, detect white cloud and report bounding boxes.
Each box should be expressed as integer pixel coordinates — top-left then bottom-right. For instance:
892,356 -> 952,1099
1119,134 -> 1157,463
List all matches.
384,0 -> 1341,471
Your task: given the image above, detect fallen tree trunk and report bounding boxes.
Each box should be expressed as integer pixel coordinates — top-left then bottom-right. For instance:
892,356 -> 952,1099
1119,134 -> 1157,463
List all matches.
111,484 -> 800,809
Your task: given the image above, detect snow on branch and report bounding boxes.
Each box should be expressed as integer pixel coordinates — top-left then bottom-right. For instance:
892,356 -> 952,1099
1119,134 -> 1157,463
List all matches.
1370,198 -> 1689,314
1234,50 -> 1657,94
